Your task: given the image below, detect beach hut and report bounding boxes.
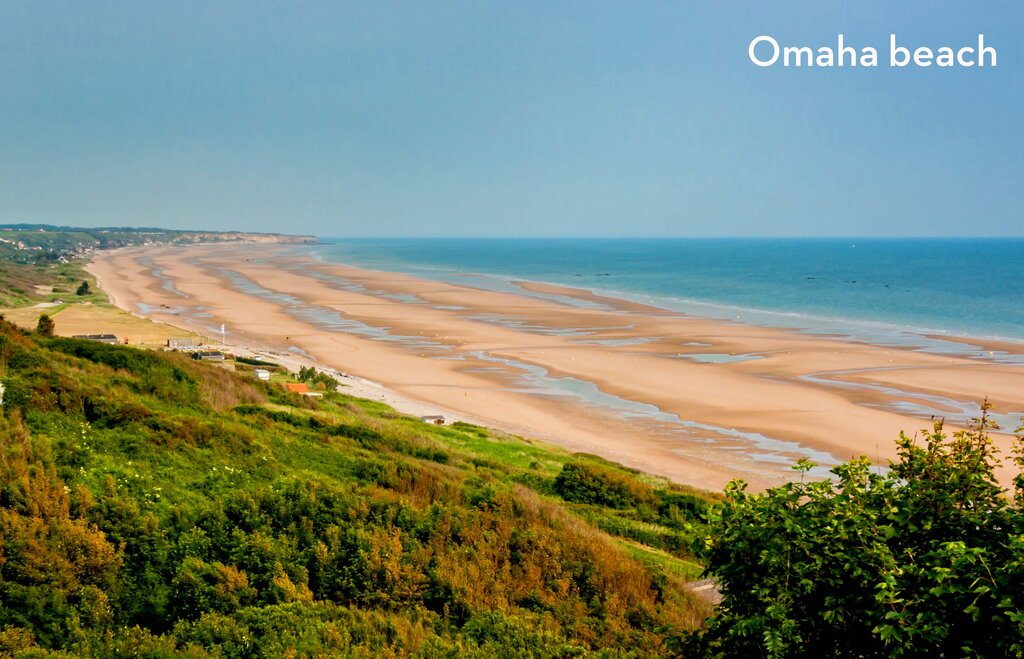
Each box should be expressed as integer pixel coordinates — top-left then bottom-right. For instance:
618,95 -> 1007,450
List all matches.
254,368 -> 271,381
167,338 -> 199,350
420,415 -> 447,426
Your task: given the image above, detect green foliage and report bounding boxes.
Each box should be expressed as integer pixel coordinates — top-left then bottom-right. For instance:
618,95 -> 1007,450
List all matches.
689,409 -> 1024,657
554,459 -> 657,509
0,318 -> 709,656
35,314 -> 54,337
234,356 -> 279,368
296,365 -> 338,391
75,281 -> 90,296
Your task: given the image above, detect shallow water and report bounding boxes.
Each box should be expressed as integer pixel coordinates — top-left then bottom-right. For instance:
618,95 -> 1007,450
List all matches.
310,238 -> 1024,346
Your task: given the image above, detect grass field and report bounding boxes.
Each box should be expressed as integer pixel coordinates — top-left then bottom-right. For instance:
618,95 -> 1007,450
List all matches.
0,300 -> 203,347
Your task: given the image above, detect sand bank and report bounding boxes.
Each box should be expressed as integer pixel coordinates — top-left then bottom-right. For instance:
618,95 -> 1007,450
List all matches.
88,244 -> 1024,491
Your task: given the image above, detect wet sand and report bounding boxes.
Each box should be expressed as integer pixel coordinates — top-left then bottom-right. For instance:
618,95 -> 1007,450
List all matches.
88,244 -> 1024,491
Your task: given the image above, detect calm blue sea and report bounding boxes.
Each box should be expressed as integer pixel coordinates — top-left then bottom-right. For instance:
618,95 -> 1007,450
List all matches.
310,238 -> 1024,343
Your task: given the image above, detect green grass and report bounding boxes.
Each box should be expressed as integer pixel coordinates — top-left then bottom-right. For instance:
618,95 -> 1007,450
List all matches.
620,541 -> 705,581
0,255 -> 98,308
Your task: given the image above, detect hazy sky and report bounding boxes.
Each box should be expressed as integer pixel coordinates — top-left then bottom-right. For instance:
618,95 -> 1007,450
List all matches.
1,1 -> 1021,237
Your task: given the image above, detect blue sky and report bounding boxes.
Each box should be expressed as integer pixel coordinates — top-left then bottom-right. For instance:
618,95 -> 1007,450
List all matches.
1,1 -> 1021,237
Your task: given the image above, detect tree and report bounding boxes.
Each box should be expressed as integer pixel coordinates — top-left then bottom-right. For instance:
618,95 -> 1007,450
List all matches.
689,407 -> 1024,657
36,313 -> 55,337
76,281 -> 91,296
297,365 -> 338,391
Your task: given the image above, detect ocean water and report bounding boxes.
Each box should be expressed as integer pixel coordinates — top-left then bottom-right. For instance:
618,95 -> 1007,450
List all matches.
309,238 -> 1024,343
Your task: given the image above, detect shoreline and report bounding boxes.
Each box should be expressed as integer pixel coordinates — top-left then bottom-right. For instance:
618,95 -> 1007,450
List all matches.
88,243 -> 1024,491
79,250 -> 492,428
303,242 -> 1024,352
511,279 -> 1024,360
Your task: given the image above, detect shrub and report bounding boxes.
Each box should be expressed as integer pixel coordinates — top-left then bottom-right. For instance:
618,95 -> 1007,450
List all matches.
35,314 -> 55,337
297,366 -> 338,390
234,356 -> 278,368
689,410 -> 1024,657
554,461 -> 656,509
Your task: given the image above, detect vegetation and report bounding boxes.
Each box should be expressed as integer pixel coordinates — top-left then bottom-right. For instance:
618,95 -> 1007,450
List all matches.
234,357 -> 279,369
0,320 -> 711,656
0,225 -> 312,309
34,314 -> 54,337
0,254 -> 93,308
296,365 -> 340,391
688,411 -> 1024,657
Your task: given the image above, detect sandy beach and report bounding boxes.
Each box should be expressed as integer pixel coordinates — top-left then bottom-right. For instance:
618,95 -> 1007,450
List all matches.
88,244 -> 1024,491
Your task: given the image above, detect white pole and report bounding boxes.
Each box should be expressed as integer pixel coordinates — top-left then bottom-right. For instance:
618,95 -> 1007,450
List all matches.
221,324 -> 225,348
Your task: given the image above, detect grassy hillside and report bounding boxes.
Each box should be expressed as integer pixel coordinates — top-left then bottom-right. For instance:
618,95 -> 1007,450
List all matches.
0,224 -> 313,308
0,228 -> 127,309
0,320 -> 714,657
0,255 -> 95,308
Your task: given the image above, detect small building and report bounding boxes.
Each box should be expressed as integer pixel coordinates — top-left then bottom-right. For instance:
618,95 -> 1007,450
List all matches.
254,368 -> 271,381
72,334 -> 119,344
421,415 -> 447,426
191,350 -> 225,362
168,338 -> 200,350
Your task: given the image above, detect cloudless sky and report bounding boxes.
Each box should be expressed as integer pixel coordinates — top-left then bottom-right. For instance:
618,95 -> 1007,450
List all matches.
1,1 -> 1021,237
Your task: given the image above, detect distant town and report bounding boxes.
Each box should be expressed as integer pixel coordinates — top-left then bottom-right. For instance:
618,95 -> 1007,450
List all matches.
0,224 -> 317,265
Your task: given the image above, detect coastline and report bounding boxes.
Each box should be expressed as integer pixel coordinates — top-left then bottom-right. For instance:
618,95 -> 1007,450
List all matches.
88,243 -> 1024,491
306,238 -> 1024,349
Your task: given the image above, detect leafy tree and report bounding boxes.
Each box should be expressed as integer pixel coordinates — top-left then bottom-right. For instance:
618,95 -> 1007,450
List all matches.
689,408 -> 1024,657
297,365 -> 338,391
76,280 -> 91,295
35,313 -> 54,336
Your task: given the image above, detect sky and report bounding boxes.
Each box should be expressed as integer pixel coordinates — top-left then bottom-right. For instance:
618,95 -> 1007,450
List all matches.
1,1 -> 1021,237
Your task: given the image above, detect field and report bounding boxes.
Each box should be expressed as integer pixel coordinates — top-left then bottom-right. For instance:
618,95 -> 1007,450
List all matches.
1,302 -> 202,348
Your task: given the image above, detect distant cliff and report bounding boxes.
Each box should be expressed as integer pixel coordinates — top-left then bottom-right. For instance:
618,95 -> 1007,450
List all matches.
168,230 -> 318,245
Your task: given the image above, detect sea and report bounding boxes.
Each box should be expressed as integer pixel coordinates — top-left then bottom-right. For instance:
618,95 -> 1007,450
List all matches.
308,238 -> 1024,349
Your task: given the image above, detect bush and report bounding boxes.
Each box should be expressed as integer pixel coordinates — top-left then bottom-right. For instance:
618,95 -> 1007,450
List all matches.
689,410 -> 1024,657
297,366 -> 338,391
234,356 -> 278,368
553,461 -> 655,509
35,314 -> 55,337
